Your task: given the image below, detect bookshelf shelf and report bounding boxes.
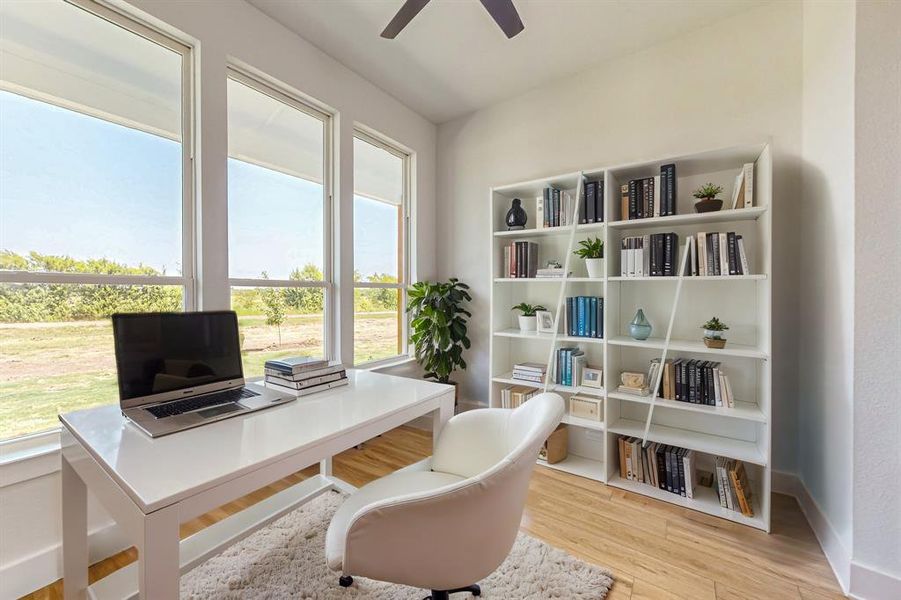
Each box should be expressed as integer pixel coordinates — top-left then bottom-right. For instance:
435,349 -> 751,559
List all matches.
489,141 -> 773,530
609,475 -> 765,529
607,391 -> 766,423
562,414 -> 605,431
607,418 -> 766,466
493,222 -> 606,238
607,274 -> 766,282
491,373 -> 605,398
607,336 -> 767,359
493,328 -> 604,345
492,277 -> 604,283
537,455 -> 604,482
607,206 -> 767,229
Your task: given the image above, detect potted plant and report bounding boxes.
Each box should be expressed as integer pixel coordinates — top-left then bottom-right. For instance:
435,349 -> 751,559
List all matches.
701,316 -> 729,348
407,279 -> 472,402
693,183 -> 724,213
512,302 -> 546,331
573,237 -> 604,279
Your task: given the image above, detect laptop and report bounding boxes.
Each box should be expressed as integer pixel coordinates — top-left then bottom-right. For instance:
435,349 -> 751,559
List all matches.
112,310 -> 293,438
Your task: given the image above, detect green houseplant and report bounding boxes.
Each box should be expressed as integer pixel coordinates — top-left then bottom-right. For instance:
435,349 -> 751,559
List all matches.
693,183 -> 724,213
573,237 -> 605,279
512,302 -> 546,331
407,278 -> 472,392
701,316 -> 729,348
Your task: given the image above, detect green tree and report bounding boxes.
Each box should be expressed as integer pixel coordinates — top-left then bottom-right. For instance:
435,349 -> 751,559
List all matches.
284,263 -> 324,314
262,286 -> 287,346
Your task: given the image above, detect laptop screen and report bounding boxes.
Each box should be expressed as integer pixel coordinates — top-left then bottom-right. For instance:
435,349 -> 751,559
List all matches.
112,311 -> 244,402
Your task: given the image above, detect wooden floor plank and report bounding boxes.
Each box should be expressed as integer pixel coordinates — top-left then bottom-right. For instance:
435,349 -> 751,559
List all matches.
20,425 -> 844,600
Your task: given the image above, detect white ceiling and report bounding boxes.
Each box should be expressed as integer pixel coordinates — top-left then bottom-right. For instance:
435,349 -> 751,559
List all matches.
249,0 -> 766,124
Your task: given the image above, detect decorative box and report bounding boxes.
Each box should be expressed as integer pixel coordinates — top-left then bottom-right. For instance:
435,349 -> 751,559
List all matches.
540,424 -> 569,464
569,395 -> 603,421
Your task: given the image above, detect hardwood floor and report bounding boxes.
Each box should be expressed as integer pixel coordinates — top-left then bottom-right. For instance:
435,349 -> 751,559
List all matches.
22,425 -> 844,600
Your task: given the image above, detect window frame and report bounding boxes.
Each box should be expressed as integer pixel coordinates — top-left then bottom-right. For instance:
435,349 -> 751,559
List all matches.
225,66 -> 335,362
351,129 -> 412,368
0,0 -> 196,443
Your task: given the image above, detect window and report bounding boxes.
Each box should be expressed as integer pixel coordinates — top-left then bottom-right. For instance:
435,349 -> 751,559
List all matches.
226,70 -> 331,377
0,0 -> 192,440
353,132 -> 410,365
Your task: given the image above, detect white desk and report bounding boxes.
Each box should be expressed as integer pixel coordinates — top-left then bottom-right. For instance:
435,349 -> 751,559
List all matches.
59,370 -> 455,599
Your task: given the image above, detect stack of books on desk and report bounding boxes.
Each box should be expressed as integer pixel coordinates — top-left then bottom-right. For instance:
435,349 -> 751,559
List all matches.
264,357 -> 347,397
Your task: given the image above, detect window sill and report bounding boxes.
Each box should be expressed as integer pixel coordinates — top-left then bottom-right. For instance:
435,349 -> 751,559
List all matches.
360,355 -> 418,372
0,429 -> 63,488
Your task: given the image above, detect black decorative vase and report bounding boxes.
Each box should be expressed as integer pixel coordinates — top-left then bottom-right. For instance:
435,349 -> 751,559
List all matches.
505,198 -> 527,230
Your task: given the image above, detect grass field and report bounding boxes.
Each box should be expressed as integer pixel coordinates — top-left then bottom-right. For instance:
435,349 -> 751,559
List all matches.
0,312 -> 400,440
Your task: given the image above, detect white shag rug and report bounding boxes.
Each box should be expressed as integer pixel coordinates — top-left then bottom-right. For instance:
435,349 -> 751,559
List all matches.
180,490 -> 613,599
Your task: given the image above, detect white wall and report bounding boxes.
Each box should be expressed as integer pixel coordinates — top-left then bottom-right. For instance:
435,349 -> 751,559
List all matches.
798,0 -> 857,579
435,0 -> 803,472
852,0 -> 901,595
0,0 -> 437,596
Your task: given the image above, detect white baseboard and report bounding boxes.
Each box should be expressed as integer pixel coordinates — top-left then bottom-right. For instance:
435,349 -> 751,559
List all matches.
0,521 -> 129,599
771,471 -> 901,599
849,562 -> 901,600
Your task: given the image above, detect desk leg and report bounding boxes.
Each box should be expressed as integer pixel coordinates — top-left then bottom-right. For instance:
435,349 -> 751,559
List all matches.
432,391 -> 455,452
137,505 -> 180,599
62,455 -> 88,600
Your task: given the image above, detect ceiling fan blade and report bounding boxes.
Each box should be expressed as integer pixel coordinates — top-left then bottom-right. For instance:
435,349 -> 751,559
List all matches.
479,0 -> 524,38
381,0 -> 431,39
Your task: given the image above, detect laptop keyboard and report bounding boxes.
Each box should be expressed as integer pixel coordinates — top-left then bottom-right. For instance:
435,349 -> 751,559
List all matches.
146,387 -> 259,419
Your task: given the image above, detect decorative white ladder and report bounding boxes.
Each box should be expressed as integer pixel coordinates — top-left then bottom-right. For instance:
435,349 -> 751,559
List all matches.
543,173 -> 586,394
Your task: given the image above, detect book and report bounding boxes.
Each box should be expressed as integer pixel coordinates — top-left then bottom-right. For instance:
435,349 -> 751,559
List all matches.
730,169 -> 744,210
620,184 -> 629,221
264,370 -> 346,390
264,363 -> 343,381
742,162 -> 754,208
661,163 -> 676,216
535,195 -> 544,229
266,375 -> 348,397
264,356 -> 329,375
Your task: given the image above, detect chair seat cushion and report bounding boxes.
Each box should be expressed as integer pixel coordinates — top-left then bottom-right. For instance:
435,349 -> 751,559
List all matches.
325,469 -> 465,570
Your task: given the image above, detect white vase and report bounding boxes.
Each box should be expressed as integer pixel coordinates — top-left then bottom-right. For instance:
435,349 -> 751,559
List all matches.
518,315 -> 537,331
586,258 -> 605,279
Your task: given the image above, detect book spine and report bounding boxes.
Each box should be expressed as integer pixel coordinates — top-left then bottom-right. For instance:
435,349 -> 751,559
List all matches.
727,232 -> 738,275
647,176 -> 655,218
737,236 -> 750,274
597,180 -> 604,222
628,180 -> 637,220
677,448 -> 687,496
743,163 -> 754,207
719,233 -> 729,277
585,181 -> 595,224
663,163 -> 676,216
536,196 -> 544,229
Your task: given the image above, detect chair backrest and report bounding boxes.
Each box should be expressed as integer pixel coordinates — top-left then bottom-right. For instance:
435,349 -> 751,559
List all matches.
341,394 -> 565,591
430,392 -> 565,479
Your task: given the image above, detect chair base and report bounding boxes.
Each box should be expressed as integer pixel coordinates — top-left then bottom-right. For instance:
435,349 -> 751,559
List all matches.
425,584 -> 481,599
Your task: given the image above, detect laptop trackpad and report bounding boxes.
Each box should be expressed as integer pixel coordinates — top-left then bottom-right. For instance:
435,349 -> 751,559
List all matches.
197,403 -> 243,419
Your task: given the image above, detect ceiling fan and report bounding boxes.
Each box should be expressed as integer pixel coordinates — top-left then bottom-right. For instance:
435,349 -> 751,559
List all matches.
381,0 -> 524,39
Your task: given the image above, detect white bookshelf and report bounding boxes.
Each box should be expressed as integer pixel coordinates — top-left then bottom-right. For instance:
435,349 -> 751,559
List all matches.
488,142 -> 773,531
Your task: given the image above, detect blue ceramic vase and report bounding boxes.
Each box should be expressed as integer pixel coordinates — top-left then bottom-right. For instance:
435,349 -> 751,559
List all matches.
629,309 -> 652,340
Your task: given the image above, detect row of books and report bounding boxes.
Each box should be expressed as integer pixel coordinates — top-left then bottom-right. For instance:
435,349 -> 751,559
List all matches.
617,438 -> 755,517
619,233 -> 678,277
563,296 -> 604,338
502,241 -> 539,278
263,356 -> 347,397
536,187 -> 577,228
619,163 -> 676,220
554,347 -> 585,387
511,361 -> 547,384
580,180 -> 604,224
619,437 -> 698,498
687,231 -> 750,276
499,385 -> 538,409
715,457 -> 755,516
648,358 -> 736,407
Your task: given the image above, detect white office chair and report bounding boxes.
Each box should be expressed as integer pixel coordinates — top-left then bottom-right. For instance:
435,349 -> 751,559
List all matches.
325,392 -> 565,600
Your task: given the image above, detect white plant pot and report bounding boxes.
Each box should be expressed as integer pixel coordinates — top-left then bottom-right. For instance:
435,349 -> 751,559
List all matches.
586,258 -> 605,279
518,315 -> 537,331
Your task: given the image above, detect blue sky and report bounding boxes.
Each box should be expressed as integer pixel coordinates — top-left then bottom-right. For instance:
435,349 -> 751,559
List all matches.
0,90 -> 396,280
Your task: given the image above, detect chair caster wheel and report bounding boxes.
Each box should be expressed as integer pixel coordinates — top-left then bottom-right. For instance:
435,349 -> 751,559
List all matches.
339,575 -> 354,587
471,584 -> 481,596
